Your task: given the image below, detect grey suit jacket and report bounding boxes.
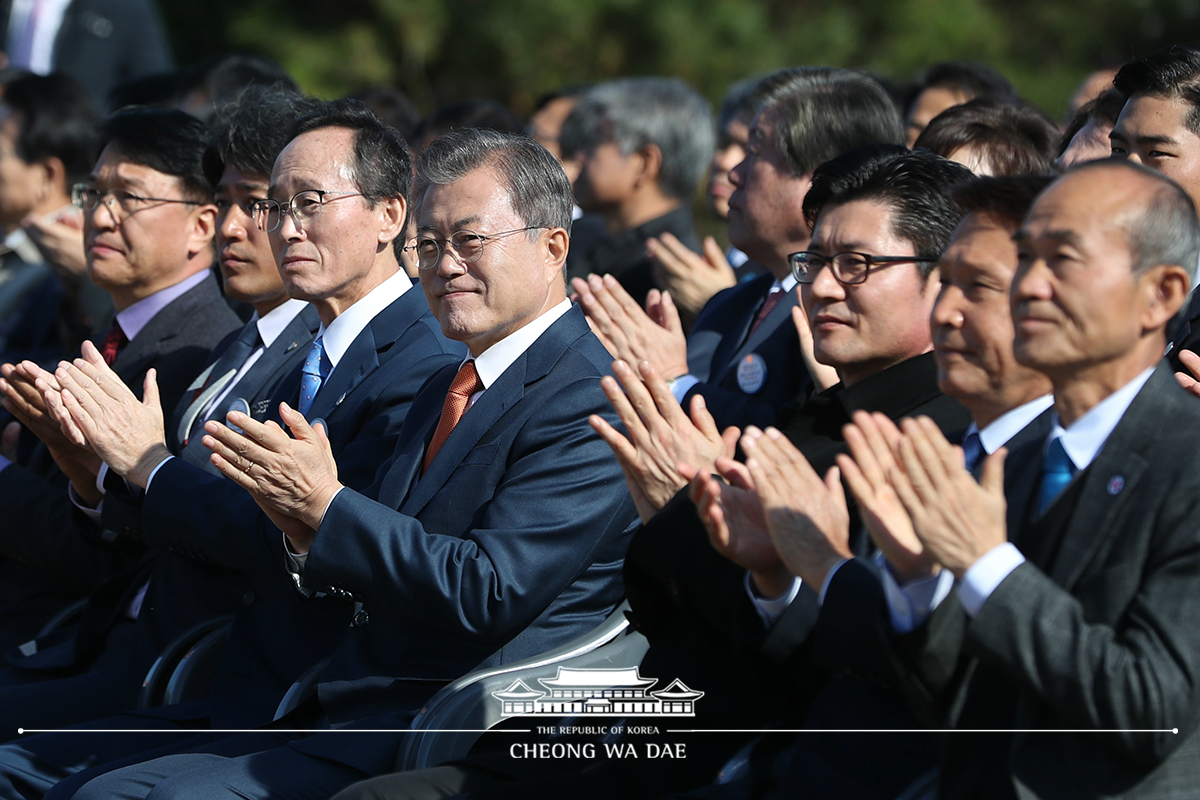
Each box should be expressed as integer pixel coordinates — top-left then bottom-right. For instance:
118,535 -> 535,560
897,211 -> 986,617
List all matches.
897,365 -> 1200,799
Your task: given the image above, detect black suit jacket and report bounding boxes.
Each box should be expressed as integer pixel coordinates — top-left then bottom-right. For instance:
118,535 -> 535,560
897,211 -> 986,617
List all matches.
897,366 -> 1200,799
574,206 -> 701,307
0,273 -> 238,650
681,273 -> 809,430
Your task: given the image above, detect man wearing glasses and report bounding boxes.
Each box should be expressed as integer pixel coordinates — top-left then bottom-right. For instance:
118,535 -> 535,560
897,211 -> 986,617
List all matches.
0,107 -> 240,665
48,128 -> 637,800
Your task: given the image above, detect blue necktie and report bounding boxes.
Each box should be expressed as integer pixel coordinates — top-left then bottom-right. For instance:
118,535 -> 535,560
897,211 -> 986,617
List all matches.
1037,437 -> 1076,515
961,430 -> 984,476
298,335 -> 330,417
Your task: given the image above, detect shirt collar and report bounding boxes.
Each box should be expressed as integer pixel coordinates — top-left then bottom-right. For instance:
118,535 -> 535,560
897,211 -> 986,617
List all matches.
116,270 -> 209,341
316,270 -> 412,369
254,298 -> 309,348
977,394 -> 1055,455
772,273 -> 798,294
1046,366 -> 1155,470
469,298 -> 573,390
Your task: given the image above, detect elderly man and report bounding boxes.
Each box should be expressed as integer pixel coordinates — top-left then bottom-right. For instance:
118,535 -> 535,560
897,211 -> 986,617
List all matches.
59,128 -> 638,800
0,100 -> 463,797
859,160 -> 1200,798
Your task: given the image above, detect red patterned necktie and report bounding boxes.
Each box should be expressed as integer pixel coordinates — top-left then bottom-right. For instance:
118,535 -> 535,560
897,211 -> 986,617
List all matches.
422,361 -> 483,473
748,287 -> 783,338
99,323 -> 127,366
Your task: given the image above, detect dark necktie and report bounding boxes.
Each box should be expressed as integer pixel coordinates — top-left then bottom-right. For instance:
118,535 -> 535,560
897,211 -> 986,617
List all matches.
1037,437 -> 1076,515
961,429 -> 985,476
99,323 -> 127,366
747,287 -> 783,338
184,323 -> 262,443
423,361 -> 482,473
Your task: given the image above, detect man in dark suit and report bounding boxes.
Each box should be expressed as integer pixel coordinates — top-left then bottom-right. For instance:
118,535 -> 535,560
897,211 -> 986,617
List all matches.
51,128 -> 637,800
865,159 -> 1200,798
573,68 -> 905,433
680,174 -> 1058,800
0,100 -> 465,794
0,0 -> 173,109
0,107 -> 239,650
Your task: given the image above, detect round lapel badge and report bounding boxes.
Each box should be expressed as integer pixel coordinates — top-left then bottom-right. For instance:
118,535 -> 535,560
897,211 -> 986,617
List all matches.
736,353 -> 768,394
1106,475 -> 1125,496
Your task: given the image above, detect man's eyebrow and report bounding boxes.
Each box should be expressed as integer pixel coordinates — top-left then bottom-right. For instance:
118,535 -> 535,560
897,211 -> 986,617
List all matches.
1013,228 -> 1083,249
417,216 -> 483,235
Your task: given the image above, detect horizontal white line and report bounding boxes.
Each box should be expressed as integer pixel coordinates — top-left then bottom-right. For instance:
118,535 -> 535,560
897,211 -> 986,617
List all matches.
666,728 -> 1179,734
18,728 -> 532,735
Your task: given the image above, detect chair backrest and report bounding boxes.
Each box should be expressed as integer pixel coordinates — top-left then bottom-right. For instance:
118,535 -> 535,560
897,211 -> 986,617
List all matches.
35,597 -> 89,639
136,616 -> 233,708
397,600 -> 648,772
162,624 -> 231,706
273,656 -> 333,721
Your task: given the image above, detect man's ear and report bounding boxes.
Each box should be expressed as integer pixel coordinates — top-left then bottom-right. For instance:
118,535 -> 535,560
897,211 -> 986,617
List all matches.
544,227 -> 569,279
1140,263 -> 1190,333
635,143 -> 664,188
377,196 -> 406,247
186,203 -> 218,258
35,156 -> 67,206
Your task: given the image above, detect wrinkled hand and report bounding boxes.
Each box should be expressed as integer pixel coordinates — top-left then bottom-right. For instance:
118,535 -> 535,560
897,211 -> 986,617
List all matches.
204,402 -> 341,551
573,274 -> 689,382
0,359 -> 73,450
684,453 -> 789,594
838,411 -> 937,582
1175,349 -> 1200,399
22,209 -> 86,280
647,233 -> 735,324
890,416 -> 1008,579
590,359 -> 738,522
47,340 -> 168,488
743,426 -> 851,592
792,302 -> 840,392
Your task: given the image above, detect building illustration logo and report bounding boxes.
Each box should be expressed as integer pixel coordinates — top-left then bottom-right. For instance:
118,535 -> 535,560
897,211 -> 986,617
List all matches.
492,667 -> 704,717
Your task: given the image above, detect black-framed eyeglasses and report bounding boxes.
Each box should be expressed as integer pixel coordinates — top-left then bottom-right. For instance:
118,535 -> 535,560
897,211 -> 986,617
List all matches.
250,189 -> 364,232
405,227 -> 546,270
789,250 -> 937,285
72,184 -> 204,215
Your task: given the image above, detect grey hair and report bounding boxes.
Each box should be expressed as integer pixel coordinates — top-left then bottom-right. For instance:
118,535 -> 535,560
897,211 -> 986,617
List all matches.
563,77 -> 715,201
413,128 -> 574,234
1066,159 -> 1200,282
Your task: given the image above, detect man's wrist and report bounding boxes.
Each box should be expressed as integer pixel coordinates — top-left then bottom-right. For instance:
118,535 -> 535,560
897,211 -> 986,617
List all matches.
750,564 -> 795,598
126,443 -> 173,489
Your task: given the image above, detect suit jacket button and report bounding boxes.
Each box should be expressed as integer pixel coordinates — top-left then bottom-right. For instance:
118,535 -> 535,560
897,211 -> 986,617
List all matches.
352,609 -> 370,627
242,591 -> 256,605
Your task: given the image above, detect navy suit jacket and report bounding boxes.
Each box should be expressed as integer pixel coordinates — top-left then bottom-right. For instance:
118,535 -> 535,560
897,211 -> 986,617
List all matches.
283,305 -> 638,775
84,283 -> 465,725
682,273 -> 808,430
165,303 -> 321,469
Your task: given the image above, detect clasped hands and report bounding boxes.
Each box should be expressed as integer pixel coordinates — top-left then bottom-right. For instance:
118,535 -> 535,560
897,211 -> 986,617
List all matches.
27,341 -> 340,552
684,409 -> 1009,602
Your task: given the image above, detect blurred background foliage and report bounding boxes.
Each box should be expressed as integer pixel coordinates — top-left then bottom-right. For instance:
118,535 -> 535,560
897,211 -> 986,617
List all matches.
161,0 -> 1200,120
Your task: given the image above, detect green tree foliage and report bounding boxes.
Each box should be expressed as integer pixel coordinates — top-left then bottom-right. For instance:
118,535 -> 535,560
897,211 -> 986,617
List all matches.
159,0 -> 1200,119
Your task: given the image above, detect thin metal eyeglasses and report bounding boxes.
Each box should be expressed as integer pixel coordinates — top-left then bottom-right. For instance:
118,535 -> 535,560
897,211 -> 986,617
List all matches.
250,190 -> 364,232
72,184 -> 204,215
405,227 -> 547,270
789,250 -> 937,286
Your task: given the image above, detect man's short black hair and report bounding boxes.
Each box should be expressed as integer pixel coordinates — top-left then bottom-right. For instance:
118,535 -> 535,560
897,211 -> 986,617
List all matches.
349,86 -> 421,146
203,86 -> 319,187
903,61 -> 1017,118
1113,45 -> 1200,134
914,97 -> 1060,176
290,98 -> 413,260
96,107 -> 212,201
803,143 -> 973,276
951,174 -> 1055,228
414,99 -> 525,146
179,54 -> 298,123
2,72 -> 99,185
